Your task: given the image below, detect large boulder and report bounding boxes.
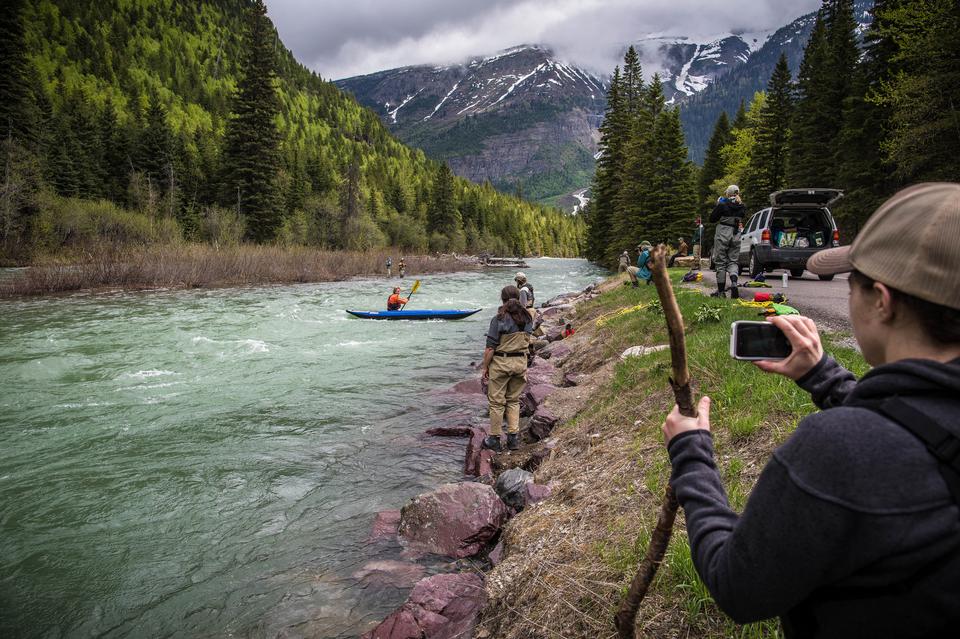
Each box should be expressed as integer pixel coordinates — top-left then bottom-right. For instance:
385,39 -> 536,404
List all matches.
541,341 -> 572,361
529,406 -> 559,440
523,482 -> 555,506
361,572 -> 485,639
542,293 -> 578,308
398,483 -> 508,558
525,383 -> 559,408
525,359 -> 558,386
426,425 -> 473,437
540,304 -> 573,320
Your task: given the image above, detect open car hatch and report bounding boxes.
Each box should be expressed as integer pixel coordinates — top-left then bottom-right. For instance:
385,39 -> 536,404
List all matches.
769,188 -> 844,208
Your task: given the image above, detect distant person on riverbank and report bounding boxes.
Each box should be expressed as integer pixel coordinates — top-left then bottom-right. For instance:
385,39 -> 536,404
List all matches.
618,250 -> 630,273
562,323 -> 575,338
626,242 -> 653,287
668,237 -> 689,268
386,256 -> 392,277
710,185 -> 745,298
692,217 -> 704,269
662,183 -> 960,637
515,272 -> 535,310
481,285 -> 533,452
398,258 -> 406,278
386,287 -> 407,311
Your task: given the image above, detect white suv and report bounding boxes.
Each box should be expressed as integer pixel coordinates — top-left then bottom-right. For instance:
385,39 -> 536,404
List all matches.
737,189 -> 843,281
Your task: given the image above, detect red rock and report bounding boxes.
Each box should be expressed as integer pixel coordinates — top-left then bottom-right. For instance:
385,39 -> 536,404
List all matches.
398,483 -> 509,558
525,359 -> 557,386
529,407 -> 558,440
450,378 -> 484,395
353,560 -> 426,589
488,541 -> 504,566
425,425 -> 473,437
561,372 -> 583,387
543,341 -> 572,361
362,573 -> 486,639
540,304 -> 572,320
370,510 -> 401,541
523,482 -> 554,505
463,427 -> 491,476
527,383 -> 559,407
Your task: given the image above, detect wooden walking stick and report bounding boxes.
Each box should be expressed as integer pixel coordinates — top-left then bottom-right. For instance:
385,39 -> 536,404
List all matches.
614,244 -> 697,639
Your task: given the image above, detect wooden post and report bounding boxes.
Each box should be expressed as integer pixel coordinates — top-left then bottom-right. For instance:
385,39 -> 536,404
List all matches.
614,244 -> 697,639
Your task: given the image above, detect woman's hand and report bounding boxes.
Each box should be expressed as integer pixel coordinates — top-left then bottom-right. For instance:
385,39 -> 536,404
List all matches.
754,315 -> 823,380
662,396 -> 711,447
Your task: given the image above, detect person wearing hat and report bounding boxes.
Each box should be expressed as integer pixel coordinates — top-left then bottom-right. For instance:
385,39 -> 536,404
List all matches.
668,236 -> 689,268
626,241 -> 653,287
618,250 -> 630,273
661,183 -> 960,636
710,185 -> 746,298
514,272 -> 535,310
386,286 -> 408,310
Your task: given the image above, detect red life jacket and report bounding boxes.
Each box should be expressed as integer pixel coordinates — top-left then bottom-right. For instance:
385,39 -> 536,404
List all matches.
387,294 -> 407,310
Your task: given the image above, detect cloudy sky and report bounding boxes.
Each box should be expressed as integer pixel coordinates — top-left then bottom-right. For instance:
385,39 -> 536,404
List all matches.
267,0 -> 823,80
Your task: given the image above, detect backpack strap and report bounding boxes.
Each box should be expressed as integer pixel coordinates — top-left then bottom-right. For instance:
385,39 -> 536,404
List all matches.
871,397 -> 960,506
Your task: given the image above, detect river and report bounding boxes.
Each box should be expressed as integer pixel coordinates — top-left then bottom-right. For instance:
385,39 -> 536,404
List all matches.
0,258 -> 605,639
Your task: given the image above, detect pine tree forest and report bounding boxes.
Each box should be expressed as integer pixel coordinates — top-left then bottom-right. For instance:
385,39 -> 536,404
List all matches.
584,47 -> 698,268
693,0 -> 959,245
0,0 -> 584,264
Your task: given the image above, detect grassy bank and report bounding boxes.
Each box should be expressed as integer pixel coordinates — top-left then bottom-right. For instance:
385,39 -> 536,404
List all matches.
479,272 -> 868,638
0,245 -> 467,297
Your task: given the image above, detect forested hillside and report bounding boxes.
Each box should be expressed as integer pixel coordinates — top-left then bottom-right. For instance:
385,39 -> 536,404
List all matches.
0,0 -> 583,264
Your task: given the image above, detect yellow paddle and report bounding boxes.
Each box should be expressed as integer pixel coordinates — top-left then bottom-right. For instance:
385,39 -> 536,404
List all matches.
400,279 -> 421,310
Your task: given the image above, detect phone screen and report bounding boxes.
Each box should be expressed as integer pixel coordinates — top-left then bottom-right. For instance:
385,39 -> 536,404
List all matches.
733,322 -> 792,360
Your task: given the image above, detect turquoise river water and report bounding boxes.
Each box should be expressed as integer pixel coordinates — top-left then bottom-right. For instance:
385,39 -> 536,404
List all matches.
0,258 -> 605,639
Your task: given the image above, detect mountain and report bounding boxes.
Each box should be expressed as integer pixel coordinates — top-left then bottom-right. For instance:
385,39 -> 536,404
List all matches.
7,0 -> 583,257
337,46 -> 606,207
679,0 -> 875,162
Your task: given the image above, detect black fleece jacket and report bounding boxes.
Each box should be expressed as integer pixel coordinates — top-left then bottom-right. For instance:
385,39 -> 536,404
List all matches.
709,199 -> 747,225
668,355 -> 960,638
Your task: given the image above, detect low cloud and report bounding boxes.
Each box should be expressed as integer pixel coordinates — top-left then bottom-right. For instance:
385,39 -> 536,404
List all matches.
267,0 -> 822,80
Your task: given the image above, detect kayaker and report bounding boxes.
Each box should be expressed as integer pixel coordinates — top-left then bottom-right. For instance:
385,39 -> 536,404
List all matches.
386,286 -> 408,311
481,285 -> 533,452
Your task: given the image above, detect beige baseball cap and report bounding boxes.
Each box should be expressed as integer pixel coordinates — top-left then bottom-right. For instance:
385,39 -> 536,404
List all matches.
808,182 -> 960,309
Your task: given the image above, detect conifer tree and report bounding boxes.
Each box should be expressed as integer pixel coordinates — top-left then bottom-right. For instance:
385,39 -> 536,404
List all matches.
137,92 -> 173,194
220,0 -> 283,242
428,163 -> 458,234
586,67 -> 625,264
0,0 -> 35,142
744,53 -> 793,210
621,47 -> 645,120
698,111 -> 732,206
731,100 -> 748,131
788,11 -> 832,187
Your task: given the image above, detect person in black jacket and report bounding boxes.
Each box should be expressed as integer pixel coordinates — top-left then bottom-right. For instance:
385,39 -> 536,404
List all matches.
663,183 -> 960,637
709,185 -> 747,298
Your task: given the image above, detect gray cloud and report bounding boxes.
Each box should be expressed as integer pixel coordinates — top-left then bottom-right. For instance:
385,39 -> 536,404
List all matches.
266,0 -> 822,80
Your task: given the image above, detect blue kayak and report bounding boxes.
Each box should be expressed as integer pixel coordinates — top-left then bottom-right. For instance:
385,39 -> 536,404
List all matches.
345,309 -> 482,320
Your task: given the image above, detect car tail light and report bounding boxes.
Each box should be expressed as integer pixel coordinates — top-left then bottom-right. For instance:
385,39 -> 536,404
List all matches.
832,229 -> 840,247
761,229 -> 770,245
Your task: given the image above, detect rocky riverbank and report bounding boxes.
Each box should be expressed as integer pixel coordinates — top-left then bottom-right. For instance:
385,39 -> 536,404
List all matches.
361,269 -> 868,638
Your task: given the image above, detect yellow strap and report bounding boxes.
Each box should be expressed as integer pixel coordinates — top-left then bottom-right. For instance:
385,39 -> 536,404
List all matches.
737,300 -> 774,308
596,302 -> 650,327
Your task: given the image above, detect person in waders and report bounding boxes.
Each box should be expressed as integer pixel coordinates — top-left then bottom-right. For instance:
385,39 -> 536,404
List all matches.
710,185 -> 746,298
662,183 -> 960,637
398,257 -> 406,279
386,287 -> 407,311
385,256 -> 392,277
481,285 -> 533,452
618,250 -> 630,273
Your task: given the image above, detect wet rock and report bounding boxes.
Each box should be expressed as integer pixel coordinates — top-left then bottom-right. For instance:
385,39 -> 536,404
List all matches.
353,560 -> 426,590
494,468 -> 533,510
523,482 -> 554,506
361,572 -> 485,639
529,407 -> 559,440
398,483 -> 508,558
451,378 -> 484,395
620,344 -> 670,360
464,427 -> 495,476
540,304 -> 573,320
488,541 -> 504,566
542,293 -> 577,308
426,425 -> 473,437
370,510 -> 401,541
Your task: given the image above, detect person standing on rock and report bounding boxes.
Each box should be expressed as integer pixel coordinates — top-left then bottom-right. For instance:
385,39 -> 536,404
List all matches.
515,272 -> 535,310
710,185 -> 746,298
662,183 -> 960,636
481,285 -> 533,452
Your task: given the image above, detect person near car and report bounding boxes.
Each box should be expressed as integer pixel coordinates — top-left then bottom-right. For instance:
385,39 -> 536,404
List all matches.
710,185 -> 746,298
668,237 -> 689,268
481,285 -> 534,452
662,183 -> 960,637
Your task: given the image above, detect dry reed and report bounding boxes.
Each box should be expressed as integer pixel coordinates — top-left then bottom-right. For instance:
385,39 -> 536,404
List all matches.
0,244 -> 470,297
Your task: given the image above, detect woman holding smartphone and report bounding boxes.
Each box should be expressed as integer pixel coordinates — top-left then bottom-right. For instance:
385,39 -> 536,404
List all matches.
662,183 -> 960,637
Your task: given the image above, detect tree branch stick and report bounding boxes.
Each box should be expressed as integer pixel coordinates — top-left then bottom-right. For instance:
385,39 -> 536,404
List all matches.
615,244 -> 697,639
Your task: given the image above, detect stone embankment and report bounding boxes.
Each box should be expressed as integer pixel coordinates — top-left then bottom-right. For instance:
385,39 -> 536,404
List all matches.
360,283 -> 601,639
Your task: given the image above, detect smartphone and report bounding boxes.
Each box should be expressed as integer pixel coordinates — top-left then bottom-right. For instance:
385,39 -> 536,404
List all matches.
730,321 -> 792,361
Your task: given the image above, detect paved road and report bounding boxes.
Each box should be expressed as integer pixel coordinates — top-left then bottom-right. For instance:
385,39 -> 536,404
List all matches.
695,268 -> 855,340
